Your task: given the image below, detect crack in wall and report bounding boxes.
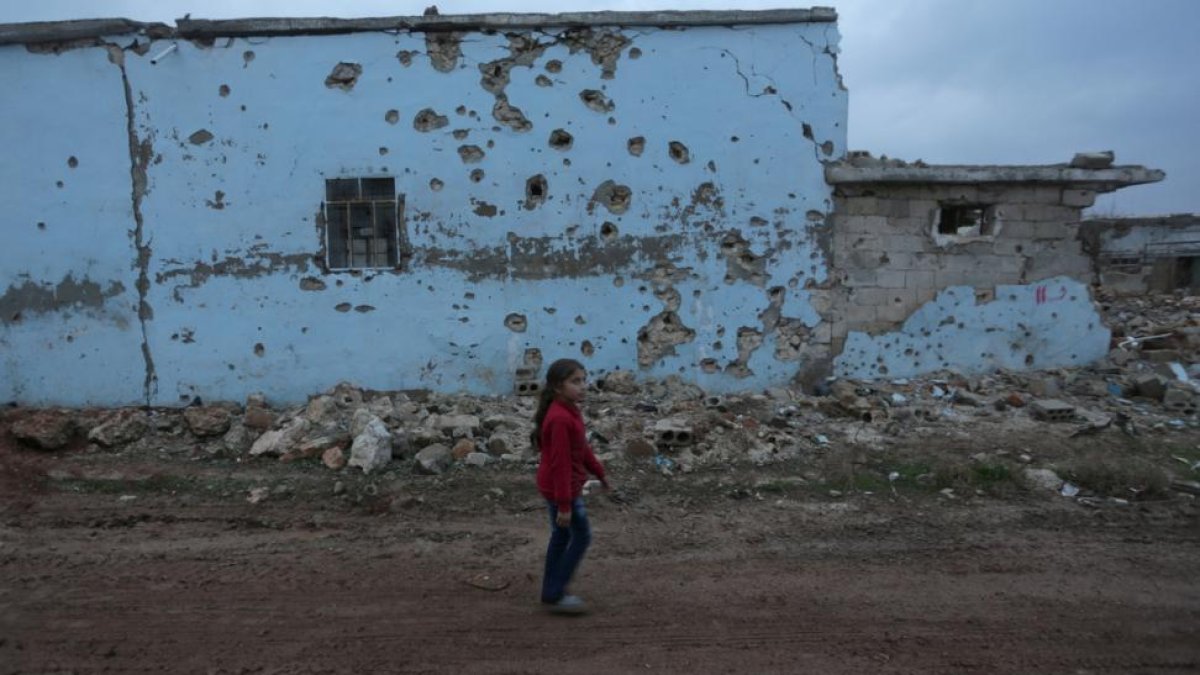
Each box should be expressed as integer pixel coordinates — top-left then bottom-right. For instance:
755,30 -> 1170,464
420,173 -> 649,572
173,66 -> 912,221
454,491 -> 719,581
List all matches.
108,43 -> 158,407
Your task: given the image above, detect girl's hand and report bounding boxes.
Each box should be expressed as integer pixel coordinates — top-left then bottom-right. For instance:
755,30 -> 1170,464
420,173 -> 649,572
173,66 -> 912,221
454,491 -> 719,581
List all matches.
556,510 -> 572,527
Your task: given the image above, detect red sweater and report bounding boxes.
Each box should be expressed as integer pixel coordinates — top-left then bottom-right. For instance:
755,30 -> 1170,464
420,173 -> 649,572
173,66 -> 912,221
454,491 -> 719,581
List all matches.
536,399 -> 607,513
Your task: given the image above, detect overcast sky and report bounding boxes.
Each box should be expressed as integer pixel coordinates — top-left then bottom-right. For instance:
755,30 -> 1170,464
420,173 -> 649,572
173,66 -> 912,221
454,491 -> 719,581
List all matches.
6,0 -> 1198,216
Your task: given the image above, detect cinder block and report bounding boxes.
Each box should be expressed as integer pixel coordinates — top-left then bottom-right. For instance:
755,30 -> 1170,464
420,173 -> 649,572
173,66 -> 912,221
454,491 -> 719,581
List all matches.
883,234 -> 931,253
1030,399 -> 1076,422
851,287 -> 894,306
514,379 -> 541,396
843,197 -> 881,216
842,304 -> 878,325
905,270 -> 936,289
876,301 -> 917,323
991,239 -> 1028,256
874,269 -> 908,288
653,419 -> 694,447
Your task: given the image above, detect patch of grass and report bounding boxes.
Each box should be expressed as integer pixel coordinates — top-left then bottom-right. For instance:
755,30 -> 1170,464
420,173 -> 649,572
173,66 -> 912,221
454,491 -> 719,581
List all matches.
1060,453 -> 1170,499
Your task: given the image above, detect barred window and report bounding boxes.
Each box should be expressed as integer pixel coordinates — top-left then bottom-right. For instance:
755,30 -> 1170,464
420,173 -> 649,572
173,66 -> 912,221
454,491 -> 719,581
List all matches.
324,177 -> 404,269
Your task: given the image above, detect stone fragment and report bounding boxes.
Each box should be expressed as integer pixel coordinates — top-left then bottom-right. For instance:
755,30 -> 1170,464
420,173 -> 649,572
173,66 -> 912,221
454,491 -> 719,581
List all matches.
304,395 -> 337,424
350,408 -> 375,437
330,382 -> 364,408
601,370 -> 638,395
249,417 -> 310,456
222,422 -> 255,455
1163,387 -> 1197,415
242,407 -> 277,431
183,406 -> 232,437
247,486 -> 270,504
283,433 -> 350,462
429,414 -> 481,434
322,446 -> 347,470
1069,150 -> 1114,169
367,396 -> 395,421
11,410 -> 76,450
625,438 -> 656,458
451,438 -> 476,460
1133,374 -> 1168,401
88,410 -> 149,447
348,417 -> 392,474
951,390 -> 983,407
464,452 -> 494,467
1023,468 -> 1063,492
415,443 -> 453,474
486,436 -> 508,455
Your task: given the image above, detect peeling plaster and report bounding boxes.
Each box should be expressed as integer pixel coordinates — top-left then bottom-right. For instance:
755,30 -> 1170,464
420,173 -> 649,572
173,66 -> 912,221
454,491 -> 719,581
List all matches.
1,276 -> 126,323
157,250 -> 313,301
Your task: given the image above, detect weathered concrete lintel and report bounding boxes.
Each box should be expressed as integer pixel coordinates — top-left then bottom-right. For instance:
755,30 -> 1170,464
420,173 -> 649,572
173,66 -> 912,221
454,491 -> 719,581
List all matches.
0,19 -> 171,45
0,9 -> 836,45
825,164 -> 1166,193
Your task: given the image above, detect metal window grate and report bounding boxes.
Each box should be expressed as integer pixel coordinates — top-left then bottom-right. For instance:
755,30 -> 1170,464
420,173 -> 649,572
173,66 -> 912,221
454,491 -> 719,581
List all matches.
324,177 -> 402,269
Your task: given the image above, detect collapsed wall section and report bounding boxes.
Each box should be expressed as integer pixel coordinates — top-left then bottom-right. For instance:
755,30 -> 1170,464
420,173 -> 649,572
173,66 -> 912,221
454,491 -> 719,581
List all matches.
821,156 -> 1164,380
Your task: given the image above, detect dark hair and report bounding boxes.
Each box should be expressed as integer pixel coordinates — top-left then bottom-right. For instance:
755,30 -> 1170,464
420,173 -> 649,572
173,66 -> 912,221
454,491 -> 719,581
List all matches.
530,358 -> 586,449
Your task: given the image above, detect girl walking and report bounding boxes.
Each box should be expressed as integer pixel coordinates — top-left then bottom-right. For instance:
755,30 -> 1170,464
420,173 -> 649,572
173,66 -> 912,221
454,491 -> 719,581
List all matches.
533,358 -> 610,614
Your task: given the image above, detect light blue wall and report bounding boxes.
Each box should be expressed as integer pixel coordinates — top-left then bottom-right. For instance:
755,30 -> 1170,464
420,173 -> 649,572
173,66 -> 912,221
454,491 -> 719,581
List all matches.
834,277 -> 1111,379
1,22 -> 847,405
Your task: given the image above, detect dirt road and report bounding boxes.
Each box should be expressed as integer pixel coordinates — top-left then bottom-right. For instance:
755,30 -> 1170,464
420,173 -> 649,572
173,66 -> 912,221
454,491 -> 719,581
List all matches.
2,439 -> 1198,675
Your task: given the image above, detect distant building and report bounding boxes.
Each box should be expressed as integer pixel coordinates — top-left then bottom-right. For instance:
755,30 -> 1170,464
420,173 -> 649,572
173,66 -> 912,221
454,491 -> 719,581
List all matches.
1081,215 -> 1200,295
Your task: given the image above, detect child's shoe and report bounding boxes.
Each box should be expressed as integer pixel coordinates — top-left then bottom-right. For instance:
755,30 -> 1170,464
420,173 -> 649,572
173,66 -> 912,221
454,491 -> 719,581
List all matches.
547,595 -> 587,615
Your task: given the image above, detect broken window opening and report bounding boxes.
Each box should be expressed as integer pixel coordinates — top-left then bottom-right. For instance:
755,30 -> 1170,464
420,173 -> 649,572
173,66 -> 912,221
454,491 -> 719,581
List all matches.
324,177 -> 406,271
933,203 -> 999,245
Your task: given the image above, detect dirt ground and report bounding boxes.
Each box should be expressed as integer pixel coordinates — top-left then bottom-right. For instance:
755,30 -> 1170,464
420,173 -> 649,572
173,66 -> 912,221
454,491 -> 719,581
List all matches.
2,429 -> 1199,675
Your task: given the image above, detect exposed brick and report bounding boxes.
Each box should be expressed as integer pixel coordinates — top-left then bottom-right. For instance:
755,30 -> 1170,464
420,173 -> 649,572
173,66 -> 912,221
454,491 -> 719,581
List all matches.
877,300 -> 916,323
843,197 -> 880,216
904,270 -> 935,289
882,234 -> 930,253
874,269 -> 908,288
842,303 -> 878,325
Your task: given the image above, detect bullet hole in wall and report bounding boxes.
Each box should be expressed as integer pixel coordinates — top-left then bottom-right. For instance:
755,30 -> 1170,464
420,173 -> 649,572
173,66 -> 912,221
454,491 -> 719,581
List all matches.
219,84 -> 230,97
396,50 -> 415,66
579,89 -> 613,113
629,47 -> 642,59
581,340 -> 595,357
524,174 -> 548,209
470,169 -> 485,183
36,222 -> 46,230
453,129 -> 469,140
545,59 -> 563,73
549,129 -> 573,150
67,156 -> 78,168
188,129 -> 214,145
613,275 -> 624,288
574,315 -> 587,325
504,313 -> 528,332
820,141 -> 835,156
324,62 -> 363,90
492,96 -> 532,132
801,123 -> 813,140
335,303 -> 352,312
414,108 -> 449,132
535,74 -> 552,87
627,136 -> 645,157
56,181 -> 64,188
458,145 -> 485,163
253,342 -> 265,357
243,50 -> 255,65
430,178 -> 444,191
600,221 -> 619,241
385,109 -> 399,124
474,202 -> 498,217
591,181 -> 631,215
700,358 -> 718,374
379,147 -> 389,156
668,141 -> 690,164
299,277 -> 326,291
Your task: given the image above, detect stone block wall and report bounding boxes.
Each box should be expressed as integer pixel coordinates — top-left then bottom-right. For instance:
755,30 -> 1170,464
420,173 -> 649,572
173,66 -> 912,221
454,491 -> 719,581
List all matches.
822,183 -> 1098,352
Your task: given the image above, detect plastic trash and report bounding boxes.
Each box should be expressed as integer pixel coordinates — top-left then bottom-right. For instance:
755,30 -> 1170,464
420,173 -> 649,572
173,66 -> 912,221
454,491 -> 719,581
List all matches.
1060,482 -> 1080,498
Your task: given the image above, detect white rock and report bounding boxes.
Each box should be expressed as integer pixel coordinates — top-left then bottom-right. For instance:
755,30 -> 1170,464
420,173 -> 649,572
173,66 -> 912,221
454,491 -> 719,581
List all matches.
1023,468 -> 1063,492
305,395 -> 337,424
415,443 -> 453,474
249,417 -> 310,456
348,417 -> 392,474
464,452 -> 494,467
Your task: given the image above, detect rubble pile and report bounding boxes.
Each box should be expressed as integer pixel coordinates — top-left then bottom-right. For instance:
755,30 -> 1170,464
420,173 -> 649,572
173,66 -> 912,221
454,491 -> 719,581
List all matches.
4,294 -> 1197,496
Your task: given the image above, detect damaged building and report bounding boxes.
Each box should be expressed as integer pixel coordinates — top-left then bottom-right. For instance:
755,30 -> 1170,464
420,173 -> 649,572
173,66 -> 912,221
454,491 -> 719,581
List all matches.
1081,214 -> 1200,295
0,9 -> 1167,407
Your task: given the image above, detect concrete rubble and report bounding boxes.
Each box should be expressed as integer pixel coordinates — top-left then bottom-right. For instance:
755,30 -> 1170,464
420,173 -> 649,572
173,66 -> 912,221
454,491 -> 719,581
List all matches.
3,293 -> 1197,500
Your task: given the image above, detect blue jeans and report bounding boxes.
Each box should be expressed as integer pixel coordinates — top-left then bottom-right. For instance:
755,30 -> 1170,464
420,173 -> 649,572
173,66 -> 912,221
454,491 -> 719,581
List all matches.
541,497 -> 592,603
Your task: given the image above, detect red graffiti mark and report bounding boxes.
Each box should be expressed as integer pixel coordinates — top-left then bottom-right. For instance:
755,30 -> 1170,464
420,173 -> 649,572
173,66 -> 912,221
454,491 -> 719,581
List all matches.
1034,285 -> 1068,305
